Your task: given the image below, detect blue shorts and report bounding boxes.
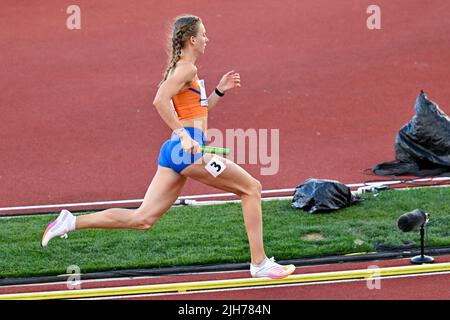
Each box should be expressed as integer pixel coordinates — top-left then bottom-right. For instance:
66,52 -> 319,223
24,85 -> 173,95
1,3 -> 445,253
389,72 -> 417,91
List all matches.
157,127 -> 206,174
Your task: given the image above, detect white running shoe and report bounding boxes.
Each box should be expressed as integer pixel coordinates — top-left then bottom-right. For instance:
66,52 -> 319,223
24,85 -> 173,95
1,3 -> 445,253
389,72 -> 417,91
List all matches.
250,257 -> 296,279
41,210 -> 75,247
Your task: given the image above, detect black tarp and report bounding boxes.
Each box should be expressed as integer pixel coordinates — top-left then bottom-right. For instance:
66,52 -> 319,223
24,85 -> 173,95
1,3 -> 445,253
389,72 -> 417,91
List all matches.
373,91 -> 450,177
291,178 -> 359,213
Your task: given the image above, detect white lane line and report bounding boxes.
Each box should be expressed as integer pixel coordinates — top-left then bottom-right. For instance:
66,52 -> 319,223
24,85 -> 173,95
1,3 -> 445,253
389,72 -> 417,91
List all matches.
1,178 -> 449,214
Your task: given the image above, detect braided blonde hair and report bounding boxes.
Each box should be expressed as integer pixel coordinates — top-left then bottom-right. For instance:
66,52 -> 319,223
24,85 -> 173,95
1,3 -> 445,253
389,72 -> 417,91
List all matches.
159,15 -> 201,86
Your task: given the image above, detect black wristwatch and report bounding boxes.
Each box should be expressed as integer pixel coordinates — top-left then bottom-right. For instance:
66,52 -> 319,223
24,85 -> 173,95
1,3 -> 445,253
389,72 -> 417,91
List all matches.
215,88 -> 225,97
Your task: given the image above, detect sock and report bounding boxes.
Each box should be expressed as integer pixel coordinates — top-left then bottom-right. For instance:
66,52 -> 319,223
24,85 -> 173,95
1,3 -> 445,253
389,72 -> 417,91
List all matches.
252,257 -> 268,268
67,212 -> 76,232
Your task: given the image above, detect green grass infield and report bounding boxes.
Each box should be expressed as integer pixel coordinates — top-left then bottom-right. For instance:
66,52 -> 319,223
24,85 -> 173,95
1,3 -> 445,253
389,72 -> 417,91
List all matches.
1,187 -> 449,279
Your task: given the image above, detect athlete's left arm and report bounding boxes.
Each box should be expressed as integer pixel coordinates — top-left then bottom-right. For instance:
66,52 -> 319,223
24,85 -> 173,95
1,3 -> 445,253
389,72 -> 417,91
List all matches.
207,71 -> 241,112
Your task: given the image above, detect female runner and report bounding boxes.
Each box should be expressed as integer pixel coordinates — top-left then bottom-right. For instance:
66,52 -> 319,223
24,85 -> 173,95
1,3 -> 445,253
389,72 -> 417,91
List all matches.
41,15 -> 295,279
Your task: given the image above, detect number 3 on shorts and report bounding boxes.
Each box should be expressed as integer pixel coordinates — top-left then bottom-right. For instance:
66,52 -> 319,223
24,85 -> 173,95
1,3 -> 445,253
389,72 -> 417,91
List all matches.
205,156 -> 227,178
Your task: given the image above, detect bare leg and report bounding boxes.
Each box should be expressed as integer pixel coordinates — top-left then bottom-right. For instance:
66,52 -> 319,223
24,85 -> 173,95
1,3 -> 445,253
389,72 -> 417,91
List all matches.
180,155 -> 266,265
75,166 -> 187,230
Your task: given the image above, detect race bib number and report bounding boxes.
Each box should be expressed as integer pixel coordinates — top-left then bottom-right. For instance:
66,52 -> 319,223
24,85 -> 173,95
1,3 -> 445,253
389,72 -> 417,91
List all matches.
198,79 -> 208,106
205,156 -> 226,177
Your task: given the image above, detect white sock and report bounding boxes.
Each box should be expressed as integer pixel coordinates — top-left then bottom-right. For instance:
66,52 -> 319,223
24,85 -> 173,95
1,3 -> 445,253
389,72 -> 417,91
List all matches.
253,257 -> 268,268
67,213 -> 76,232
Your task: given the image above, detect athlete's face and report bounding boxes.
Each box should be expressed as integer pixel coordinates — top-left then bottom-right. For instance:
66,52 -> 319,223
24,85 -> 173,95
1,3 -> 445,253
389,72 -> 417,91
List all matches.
192,23 -> 208,54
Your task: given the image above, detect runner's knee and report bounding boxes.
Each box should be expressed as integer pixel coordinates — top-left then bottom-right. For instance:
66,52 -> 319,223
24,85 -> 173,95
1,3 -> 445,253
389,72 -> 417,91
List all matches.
242,178 -> 262,198
134,218 -> 154,230
133,209 -> 160,230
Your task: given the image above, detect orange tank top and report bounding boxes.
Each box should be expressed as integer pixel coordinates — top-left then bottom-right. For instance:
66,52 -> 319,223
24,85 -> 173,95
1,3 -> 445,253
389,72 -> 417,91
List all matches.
171,79 -> 208,120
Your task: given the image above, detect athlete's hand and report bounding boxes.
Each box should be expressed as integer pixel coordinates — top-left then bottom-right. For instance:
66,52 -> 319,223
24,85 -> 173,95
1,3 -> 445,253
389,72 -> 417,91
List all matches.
217,70 -> 241,93
180,135 -> 201,154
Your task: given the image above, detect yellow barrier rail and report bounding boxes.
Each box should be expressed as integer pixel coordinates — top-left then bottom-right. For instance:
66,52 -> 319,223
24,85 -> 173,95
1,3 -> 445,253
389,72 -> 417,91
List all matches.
1,262 -> 450,300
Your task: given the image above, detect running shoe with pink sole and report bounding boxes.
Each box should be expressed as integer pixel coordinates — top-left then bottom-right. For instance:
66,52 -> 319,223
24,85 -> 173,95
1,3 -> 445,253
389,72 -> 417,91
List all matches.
41,210 -> 75,247
250,257 -> 296,279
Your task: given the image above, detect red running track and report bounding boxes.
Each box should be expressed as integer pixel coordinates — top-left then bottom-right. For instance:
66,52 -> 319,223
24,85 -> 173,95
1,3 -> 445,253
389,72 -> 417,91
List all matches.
1,1 -> 450,213
121,273 -> 450,300
1,255 -> 449,300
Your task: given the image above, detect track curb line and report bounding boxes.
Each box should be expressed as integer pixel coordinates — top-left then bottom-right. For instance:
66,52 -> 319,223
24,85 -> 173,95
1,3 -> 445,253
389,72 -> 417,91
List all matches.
2,262 -> 450,300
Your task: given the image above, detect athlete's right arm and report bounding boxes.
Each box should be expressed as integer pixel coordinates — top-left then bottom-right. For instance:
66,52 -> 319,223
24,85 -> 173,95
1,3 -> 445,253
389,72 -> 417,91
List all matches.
153,63 -> 200,152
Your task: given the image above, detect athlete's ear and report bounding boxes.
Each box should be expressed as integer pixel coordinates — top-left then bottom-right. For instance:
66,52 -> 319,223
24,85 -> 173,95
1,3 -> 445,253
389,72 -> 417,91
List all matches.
189,35 -> 196,45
